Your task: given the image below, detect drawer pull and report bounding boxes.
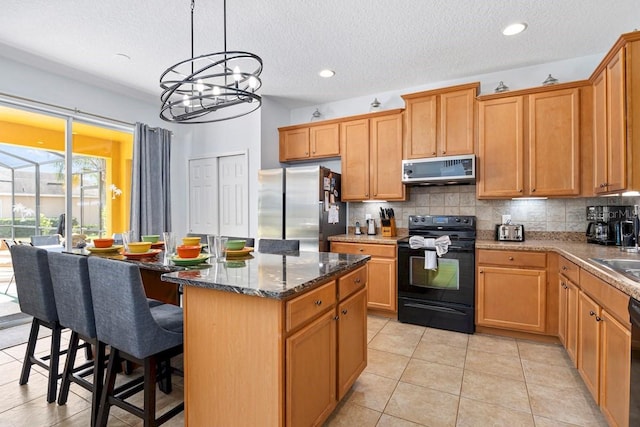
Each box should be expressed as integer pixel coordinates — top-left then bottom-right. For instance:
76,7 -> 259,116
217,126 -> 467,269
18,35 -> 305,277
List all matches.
589,310 -> 595,316
561,266 -> 567,271
359,248 -> 364,252
334,315 -> 339,321
342,309 -> 348,315
355,277 -> 361,283
315,300 -> 322,306
508,256 -> 514,261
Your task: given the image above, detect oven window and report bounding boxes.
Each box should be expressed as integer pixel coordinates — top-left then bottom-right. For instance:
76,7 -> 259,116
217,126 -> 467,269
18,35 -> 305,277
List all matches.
408,256 -> 459,290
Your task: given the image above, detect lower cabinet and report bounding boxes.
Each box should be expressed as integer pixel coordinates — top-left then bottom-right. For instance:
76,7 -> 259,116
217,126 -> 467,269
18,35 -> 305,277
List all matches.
558,278 -> 579,365
331,242 -> 397,314
577,270 -> 631,427
337,288 -> 368,399
476,250 -> 547,333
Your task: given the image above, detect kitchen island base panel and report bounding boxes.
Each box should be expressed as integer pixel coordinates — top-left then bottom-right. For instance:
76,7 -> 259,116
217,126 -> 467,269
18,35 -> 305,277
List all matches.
183,286 -> 284,427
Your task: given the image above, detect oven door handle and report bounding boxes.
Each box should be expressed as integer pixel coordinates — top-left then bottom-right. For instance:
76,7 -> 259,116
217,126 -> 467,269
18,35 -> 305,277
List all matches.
404,302 -> 468,315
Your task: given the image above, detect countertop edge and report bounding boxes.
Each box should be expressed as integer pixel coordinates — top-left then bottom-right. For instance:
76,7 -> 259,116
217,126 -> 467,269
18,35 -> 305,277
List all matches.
328,234 -> 407,244
476,240 -> 640,301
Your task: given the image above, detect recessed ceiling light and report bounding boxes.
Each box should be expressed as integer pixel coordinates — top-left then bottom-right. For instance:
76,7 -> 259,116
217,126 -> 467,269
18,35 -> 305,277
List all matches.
502,22 -> 527,36
318,69 -> 335,78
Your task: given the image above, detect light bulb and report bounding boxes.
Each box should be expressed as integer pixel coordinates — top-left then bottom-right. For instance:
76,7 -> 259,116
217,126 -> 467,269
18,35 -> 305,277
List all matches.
212,86 -> 221,96
196,79 -> 205,93
233,66 -> 242,82
248,76 -> 259,89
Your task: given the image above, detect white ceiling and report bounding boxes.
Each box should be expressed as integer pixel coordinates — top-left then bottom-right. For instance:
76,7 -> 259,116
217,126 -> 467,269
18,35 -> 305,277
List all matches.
0,0 -> 637,109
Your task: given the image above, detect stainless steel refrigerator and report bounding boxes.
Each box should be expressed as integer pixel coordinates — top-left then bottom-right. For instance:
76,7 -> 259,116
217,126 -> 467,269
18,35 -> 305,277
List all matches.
258,165 -> 346,252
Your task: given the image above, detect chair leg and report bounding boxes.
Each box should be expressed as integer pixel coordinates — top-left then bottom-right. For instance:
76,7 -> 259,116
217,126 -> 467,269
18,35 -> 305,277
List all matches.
158,358 -> 172,394
19,319 -> 39,385
143,357 -> 157,427
91,342 -> 106,427
97,349 -> 119,427
57,331 -> 80,405
46,323 -> 63,403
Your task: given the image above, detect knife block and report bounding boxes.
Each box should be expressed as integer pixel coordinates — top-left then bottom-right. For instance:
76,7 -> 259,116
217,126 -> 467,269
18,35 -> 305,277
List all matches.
381,218 -> 397,237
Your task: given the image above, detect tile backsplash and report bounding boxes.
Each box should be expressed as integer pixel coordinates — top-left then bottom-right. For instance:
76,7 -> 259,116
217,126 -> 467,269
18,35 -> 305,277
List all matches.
347,185 -> 640,233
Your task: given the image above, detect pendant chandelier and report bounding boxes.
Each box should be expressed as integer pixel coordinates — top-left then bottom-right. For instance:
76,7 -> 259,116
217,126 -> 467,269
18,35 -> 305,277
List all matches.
160,0 -> 263,124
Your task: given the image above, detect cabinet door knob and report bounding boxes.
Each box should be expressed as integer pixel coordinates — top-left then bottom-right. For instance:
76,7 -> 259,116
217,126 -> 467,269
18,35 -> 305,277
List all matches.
561,266 -> 567,271
315,300 -> 322,306
305,152 -> 309,155
519,189 -> 523,193
432,151 -> 436,156
355,277 -> 361,283
359,248 -> 364,252
589,310 -> 595,316
479,270 -> 484,274
342,309 -> 348,315
508,256 -> 514,261
531,188 -> 536,192
441,150 -> 446,155
334,315 -> 339,321
595,316 -> 602,322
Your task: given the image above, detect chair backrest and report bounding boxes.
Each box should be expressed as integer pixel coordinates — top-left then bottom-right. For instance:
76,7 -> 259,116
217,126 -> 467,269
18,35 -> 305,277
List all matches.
2,238 -> 16,250
258,238 -> 300,255
222,236 -> 255,248
10,245 -> 58,322
87,257 -> 182,359
31,235 -> 61,247
47,252 -> 96,339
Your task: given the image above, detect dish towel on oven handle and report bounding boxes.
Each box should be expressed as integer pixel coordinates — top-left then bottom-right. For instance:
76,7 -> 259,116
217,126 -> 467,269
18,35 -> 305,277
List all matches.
409,235 -> 452,270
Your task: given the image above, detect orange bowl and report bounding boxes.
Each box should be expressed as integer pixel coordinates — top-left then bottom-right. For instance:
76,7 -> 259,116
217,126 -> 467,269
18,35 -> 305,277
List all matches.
127,242 -> 152,253
182,236 -> 201,246
177,245 -> 201,258
93,238 -> 114,248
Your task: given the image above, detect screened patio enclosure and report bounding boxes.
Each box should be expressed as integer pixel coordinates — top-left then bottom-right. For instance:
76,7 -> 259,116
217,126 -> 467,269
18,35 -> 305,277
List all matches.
0,143 -> 106,241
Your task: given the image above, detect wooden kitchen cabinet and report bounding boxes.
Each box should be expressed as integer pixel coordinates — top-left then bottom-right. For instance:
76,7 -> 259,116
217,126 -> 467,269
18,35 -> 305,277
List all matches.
558,256 -> 580,366
331,242 -> 397,314
476,250 -> 547,333
341,110 -> 405,201
477,84 -> 582,198
279,122 -> 340,162
337,287 -> 367,399
578,291 -> 601,399
402,82 -> 478,159
600,308 -> 631,427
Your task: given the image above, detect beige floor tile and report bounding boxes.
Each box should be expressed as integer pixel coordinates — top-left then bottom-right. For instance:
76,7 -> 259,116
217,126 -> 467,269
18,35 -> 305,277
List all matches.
0,359 -> 29,386
344,372 -> 397,412
51,408 -> 130,426
379,321 -> 426,340
422,327 -> 469,348
108,383 -> 184,426
456,397 -> 535,427
385,382 -> 458,427
521,359 -> 584,389
468,333 -> 519,357
460,370 -> 530,413
324,401 -> 381,426
0,369 -> 48,413
365,348 -> 410,380
412,340 -> 467,368
368,315 -> 391,334
0,349 -> 16,365
517,340 -> 573,368
376,414 -> 425,426
527,382 -> 607,426
400,359 -> 463,395
533,415 -> 584,427
0,388 -> 90,426
368,333 -> 421,357
464,349 -> 524,381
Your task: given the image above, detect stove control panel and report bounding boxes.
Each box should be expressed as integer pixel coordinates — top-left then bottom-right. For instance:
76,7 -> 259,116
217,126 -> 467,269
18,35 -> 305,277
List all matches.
409,215 -> 476,230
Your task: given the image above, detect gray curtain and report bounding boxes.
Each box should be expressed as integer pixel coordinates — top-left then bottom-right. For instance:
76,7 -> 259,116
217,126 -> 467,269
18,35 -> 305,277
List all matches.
130,123 -> 172,239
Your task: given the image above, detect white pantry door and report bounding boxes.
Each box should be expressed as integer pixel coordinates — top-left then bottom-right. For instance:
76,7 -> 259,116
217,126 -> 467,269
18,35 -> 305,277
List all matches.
188,153 -> 248,237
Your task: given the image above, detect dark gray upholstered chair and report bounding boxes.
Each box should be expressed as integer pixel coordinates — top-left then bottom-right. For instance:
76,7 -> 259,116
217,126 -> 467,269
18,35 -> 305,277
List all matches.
223,236 -> 255,248
10,244 -> 64,403
30,234 -> 62,247
87,256 -> 184,427
258,238 -> 300,255
48,251 -> 104,426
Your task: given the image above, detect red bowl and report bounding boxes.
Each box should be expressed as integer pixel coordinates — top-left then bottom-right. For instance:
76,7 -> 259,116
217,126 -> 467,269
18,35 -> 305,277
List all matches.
93,238 -> 114,248
177,245 -> 201,259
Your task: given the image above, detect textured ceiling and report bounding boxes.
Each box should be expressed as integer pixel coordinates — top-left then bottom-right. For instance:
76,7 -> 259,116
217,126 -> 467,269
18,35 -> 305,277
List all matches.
0,0 -> 637,109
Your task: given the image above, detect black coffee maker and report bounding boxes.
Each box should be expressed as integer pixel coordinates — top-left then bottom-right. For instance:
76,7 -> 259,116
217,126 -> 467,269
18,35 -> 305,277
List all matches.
586,205 -> 635,245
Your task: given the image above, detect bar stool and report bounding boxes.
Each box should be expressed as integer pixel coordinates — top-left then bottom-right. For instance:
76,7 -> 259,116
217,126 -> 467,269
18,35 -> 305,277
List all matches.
87,256 -> 184,427
47,251 -> 104,426
10,244 -> 64,403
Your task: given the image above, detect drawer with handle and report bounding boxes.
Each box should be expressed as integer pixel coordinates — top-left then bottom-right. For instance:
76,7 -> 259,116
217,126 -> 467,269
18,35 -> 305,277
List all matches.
477,249 -> 546,268
286,280 -> 337,332
338,265 -> 367,301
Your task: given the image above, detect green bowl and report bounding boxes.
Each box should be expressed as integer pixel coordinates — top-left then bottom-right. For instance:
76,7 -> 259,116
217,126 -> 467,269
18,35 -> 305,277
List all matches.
141,235 -> 159,243
226,239 -> 246,250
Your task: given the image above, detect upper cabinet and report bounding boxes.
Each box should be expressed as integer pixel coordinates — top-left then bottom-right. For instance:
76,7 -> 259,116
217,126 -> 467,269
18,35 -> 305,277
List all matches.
341,110 -> 406,201
591,33 -> 640,194
279,122 -> 340,162
402,82 -> 479,159
477,83 -> 585,198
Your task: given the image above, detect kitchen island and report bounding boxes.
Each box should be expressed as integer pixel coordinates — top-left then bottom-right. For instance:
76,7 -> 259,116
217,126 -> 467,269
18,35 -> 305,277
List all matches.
162,251 -> 370,427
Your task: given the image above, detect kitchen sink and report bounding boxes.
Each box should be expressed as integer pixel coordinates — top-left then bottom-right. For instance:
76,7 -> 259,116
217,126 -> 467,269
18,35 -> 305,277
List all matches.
590,258 -> 640,281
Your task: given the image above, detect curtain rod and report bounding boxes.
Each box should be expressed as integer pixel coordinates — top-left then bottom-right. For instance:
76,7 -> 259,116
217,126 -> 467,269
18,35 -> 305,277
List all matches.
0,91 -> 135,128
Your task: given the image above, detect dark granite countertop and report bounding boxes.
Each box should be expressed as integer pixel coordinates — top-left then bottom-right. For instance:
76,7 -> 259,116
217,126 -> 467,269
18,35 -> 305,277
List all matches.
161,251 -> 370,300
477,239 -> 640,300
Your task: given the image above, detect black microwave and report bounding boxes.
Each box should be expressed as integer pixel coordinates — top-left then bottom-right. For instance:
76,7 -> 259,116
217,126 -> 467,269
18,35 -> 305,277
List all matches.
401,154 -> 476,185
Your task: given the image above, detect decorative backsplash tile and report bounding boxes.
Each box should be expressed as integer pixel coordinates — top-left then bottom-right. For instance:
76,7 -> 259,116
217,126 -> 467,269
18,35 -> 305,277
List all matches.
347,185 -> 640,233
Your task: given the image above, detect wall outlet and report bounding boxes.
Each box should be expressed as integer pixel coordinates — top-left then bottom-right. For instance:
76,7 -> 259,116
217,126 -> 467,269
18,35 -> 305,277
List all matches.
502,214 -> 511,224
